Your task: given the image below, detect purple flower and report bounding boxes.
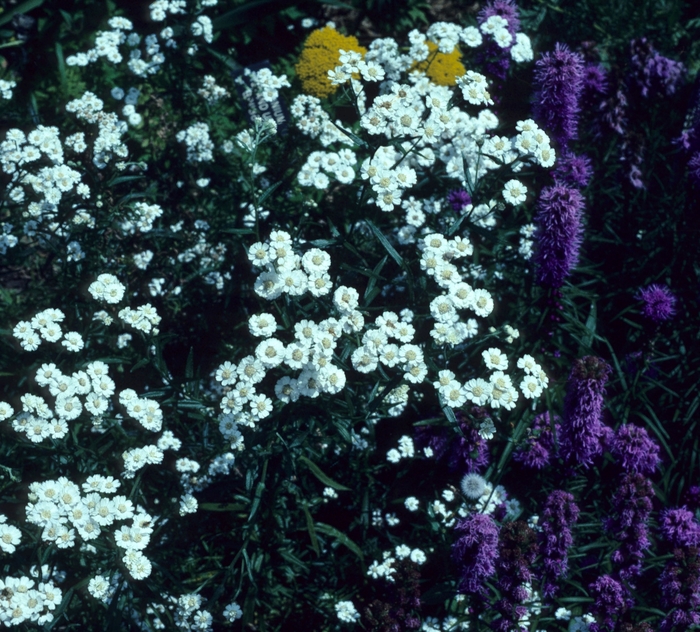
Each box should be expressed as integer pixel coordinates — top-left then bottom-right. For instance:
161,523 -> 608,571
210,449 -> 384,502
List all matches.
414,410 -> 490,474
589,574 -> 632,632
689,151 -> 700,186
560,356 -> 612,468
452,514 -> 500,595
447,189 -> 472,212
513,412 -> 560,470
533,43 -> 585,147
660,508 -> 700,548
582,64 -> 608,102
553,152 -> 593,188
659,547 -> 700,632
492,521 -> 537,632
540,490 -> 579,598
533,185 -> 585,288
630,38 -> 685,99
478,0 -> 521,38
610,424 -> 660,475
636,284 -> 677,323
604,473 -> 654,580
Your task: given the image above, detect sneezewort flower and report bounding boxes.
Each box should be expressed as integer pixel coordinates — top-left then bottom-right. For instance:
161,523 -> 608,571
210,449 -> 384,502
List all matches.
534,185 -> 584,288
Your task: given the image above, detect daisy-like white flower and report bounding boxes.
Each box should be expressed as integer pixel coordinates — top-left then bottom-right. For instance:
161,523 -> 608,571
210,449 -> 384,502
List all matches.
503,179 -> 528,205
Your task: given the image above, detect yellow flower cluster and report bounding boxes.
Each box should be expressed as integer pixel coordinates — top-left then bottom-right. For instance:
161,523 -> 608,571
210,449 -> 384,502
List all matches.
295,26 -> 367,99
412,41 -> 466,86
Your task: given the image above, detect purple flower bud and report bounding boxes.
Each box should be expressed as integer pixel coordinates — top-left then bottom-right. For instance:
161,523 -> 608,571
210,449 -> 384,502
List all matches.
560,356 -> 612,468
635,284 -> 677,323
540,490 -> 579,598
447,189 -> 472,212
513,412 -> 560,470
534,185 -> 585,288
689,151 -> 700,186
533,43 -> 585,147
553,152 -> 593,188
452,514 -> 500,595
660,508 -> 700,548
610,424 -> 661,475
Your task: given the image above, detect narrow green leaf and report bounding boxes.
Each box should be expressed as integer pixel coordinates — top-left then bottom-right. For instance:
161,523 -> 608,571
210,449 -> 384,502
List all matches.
300,501 -> 320,556
0,0 -> 46,27
55,42 -> 66,88
299,455 -> 351,491
257,180 -> 282,206
366,220 -> 403,267
200,502 -> 247,512
185,347 -> 194,379
315,522 -> 364,561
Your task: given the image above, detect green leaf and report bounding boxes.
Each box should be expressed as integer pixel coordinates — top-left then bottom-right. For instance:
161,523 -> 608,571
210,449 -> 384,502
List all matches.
315,522 -> 364,561
257,180 -> 282,206
213,0 -> 286,30
200,502 -> 247,512
299,455 -> 351,491
185,347 -> 194,379
366,220 -> 403,267
0,0 -> 46,27
300,501 -> 320,556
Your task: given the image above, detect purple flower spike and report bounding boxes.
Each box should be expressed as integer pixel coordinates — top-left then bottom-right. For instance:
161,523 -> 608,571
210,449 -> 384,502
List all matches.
533,185 -> 585,288
513,412 -> 560,470
605,473 -> 654,581
540,490 -> 579,598
659,547 -> 700,632
560,356 -> 612,468
636,284 -> 677,323
630,38 -> 685,98
660,508 -> 700,548
533,43 -> 585,147
610,424 -> 661,475
452,514 -> 500,595
589,575 -> 632,632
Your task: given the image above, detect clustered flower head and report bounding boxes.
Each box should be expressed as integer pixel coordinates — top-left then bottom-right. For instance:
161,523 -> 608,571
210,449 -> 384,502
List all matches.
534,184 -> 585,288
605,473 -> 654,580
452,513 -> 500,595
540,490 -> 579,597
610,423 -> 660,475
513,411 -> 559,469
635,283 -> 677,323
533,43 -> 585,148
560,356 -> 612,467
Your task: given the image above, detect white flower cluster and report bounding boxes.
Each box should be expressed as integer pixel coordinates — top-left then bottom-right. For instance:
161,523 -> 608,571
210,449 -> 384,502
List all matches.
0,79 -> 16,100
335,600 -> 360,623
120,201 -> 164,233
421,615 -> 470,631
297,148 -> 357,188
176,122 -> 214,162
238,67 -> 291,103
118,389 -> 164,432
367,544 -> 427,582
149,0 -> 186,21
0,125 -> 88,221
168,226 -> 230,293
518,223 -> 536,260
66,17 -> 165,76
198,75 -> 230,103
290,94 -> 354,146
190,15 -> 213,43
12,308 -> 84,353
456,70 -> 493,106
386,435 -> 415,463
25,475 -> 155,579
89,273 -> 126,304
0,575 -> 62,626
4,360 -> 113,442
0,223 -> 18,254
66,92 -> 129,168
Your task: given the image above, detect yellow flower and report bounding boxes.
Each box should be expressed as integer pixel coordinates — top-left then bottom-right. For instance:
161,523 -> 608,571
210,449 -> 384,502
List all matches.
295,26 -> 367,98
411,41 -> 465,86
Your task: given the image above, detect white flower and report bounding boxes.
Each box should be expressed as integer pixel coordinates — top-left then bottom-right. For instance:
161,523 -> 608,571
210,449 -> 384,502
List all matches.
503,179 -> 527,205
404,497 -> 419,511
223,602 -> 243,622
482,347 -> 508,371
520,375 -> 543,399
335,600 -> 360,623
